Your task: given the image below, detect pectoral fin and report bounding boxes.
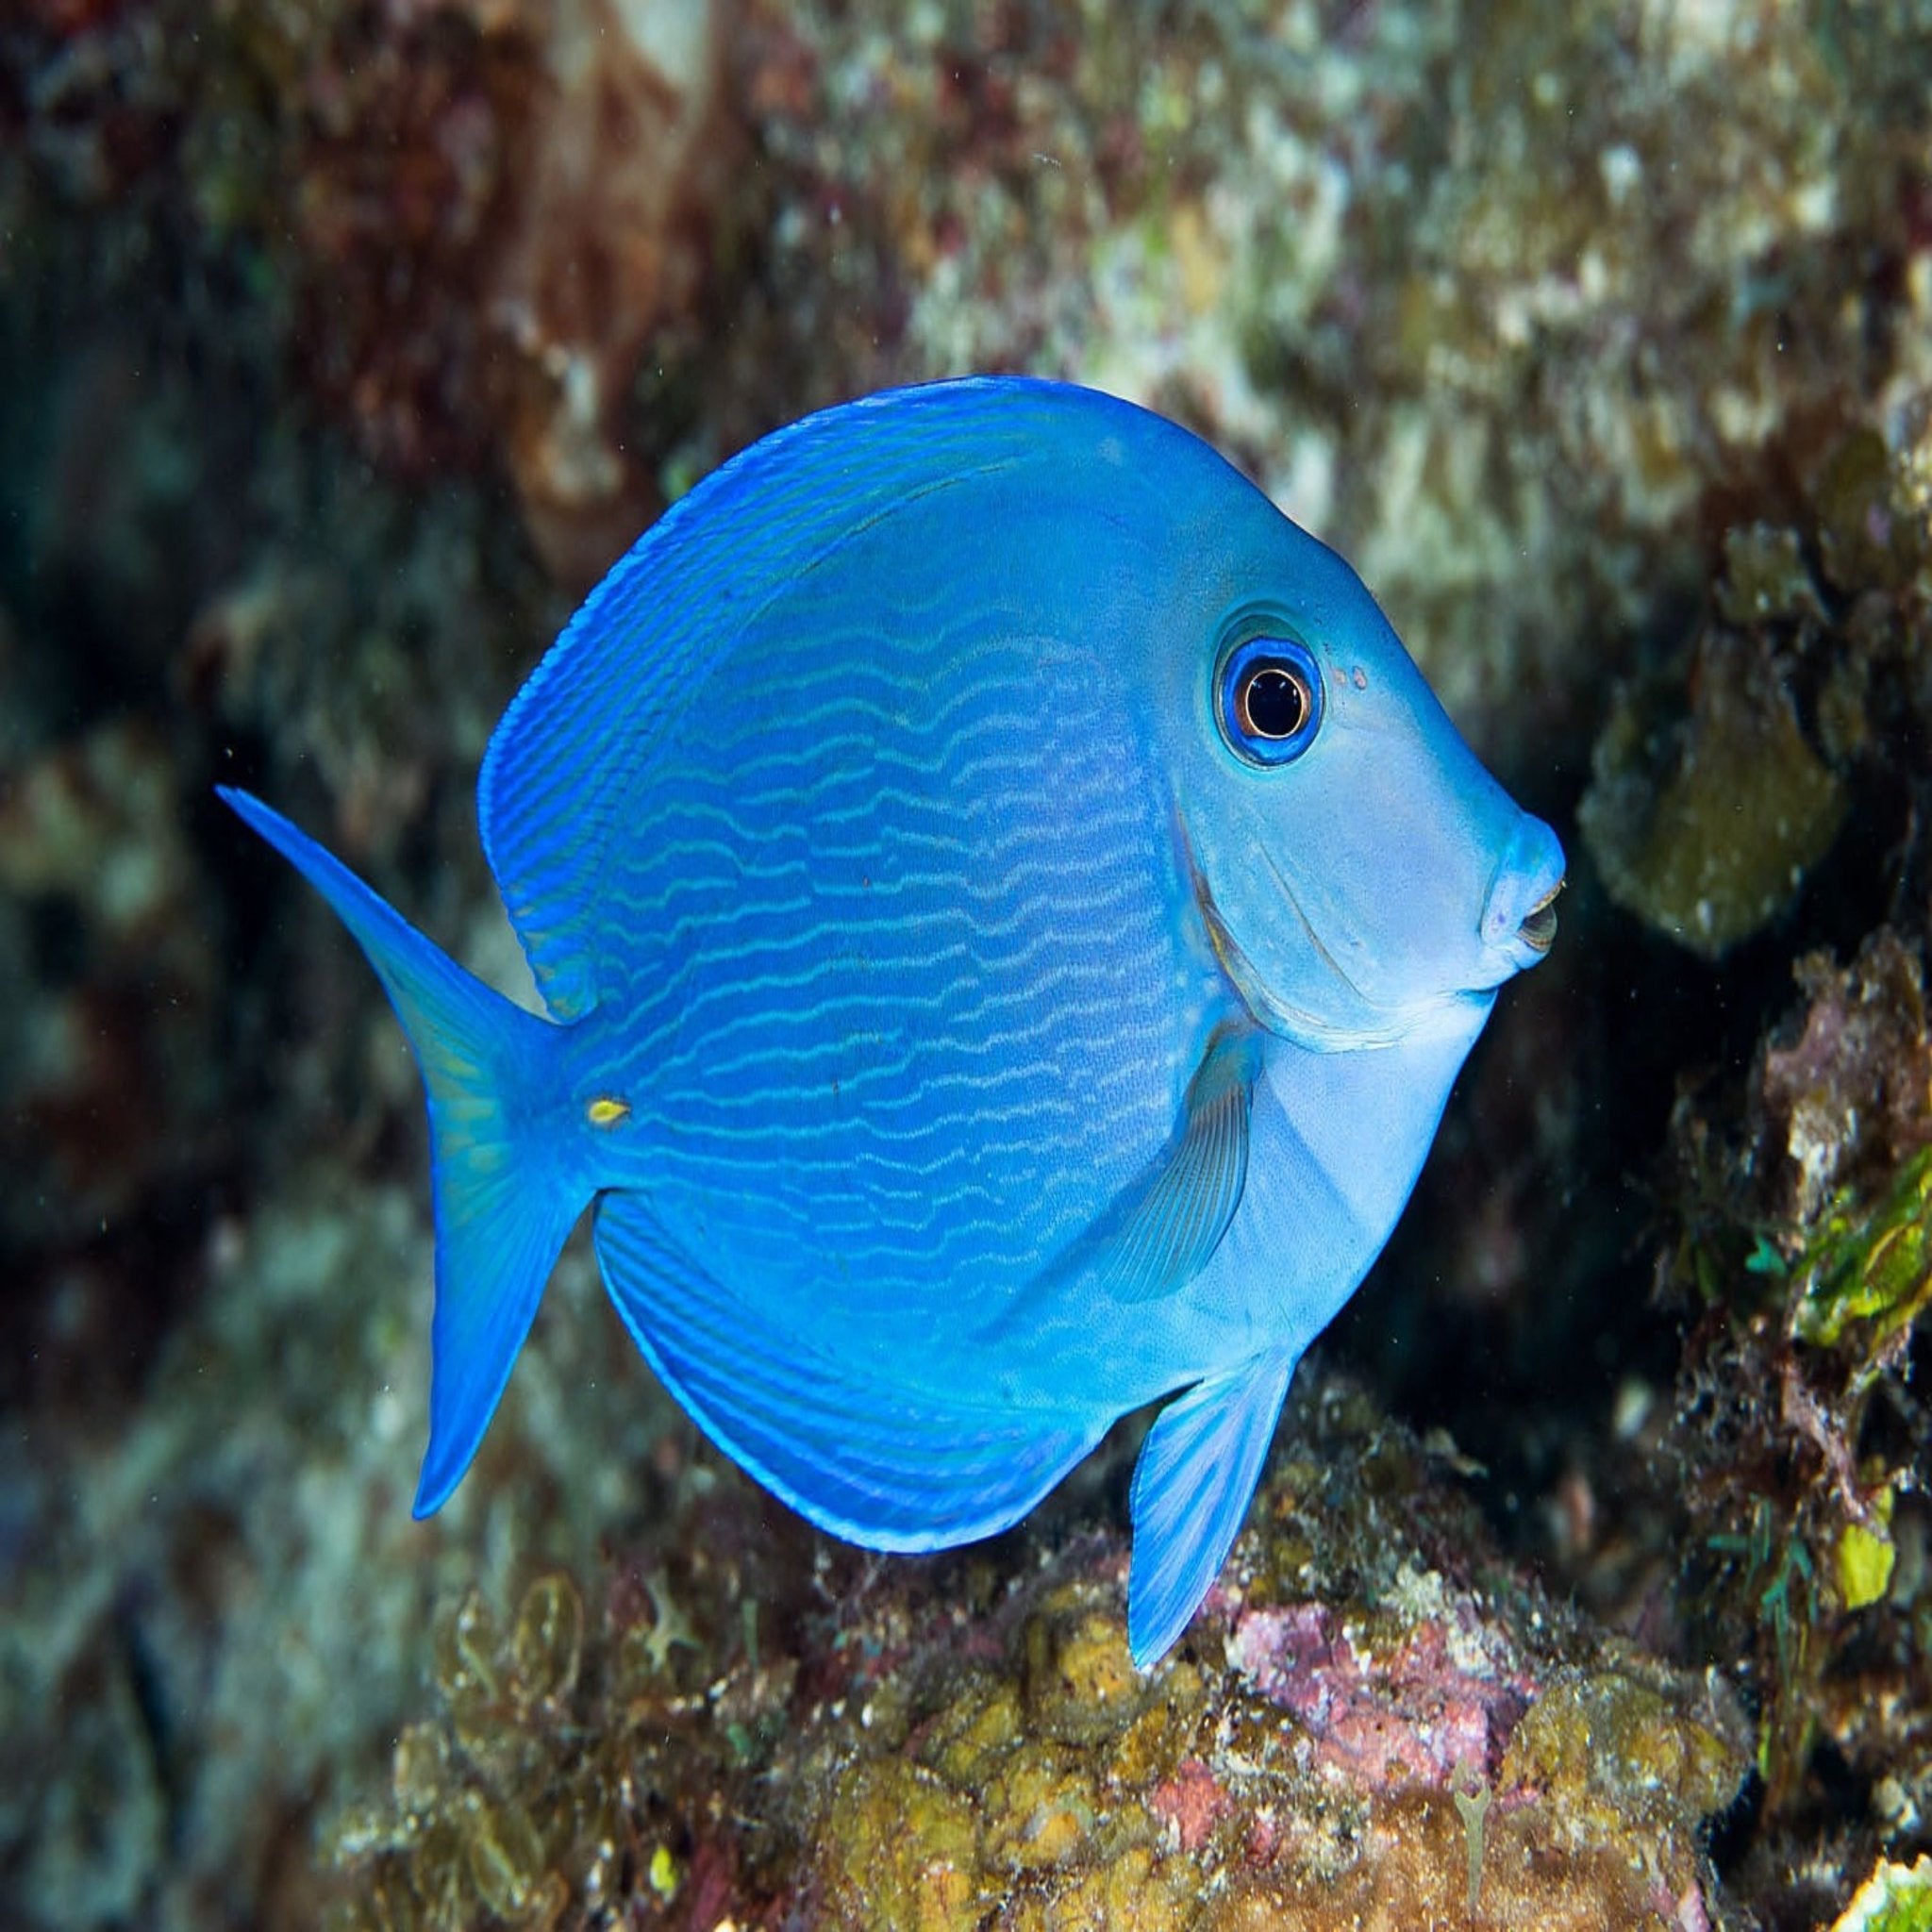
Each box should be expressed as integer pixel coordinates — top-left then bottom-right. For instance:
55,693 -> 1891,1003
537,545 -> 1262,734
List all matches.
1079,1024 -> 1258,1304
1126,1357 -> 1293,1667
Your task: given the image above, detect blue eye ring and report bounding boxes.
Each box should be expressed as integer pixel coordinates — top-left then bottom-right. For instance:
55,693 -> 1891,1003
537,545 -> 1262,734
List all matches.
1216,635 -> 1324,767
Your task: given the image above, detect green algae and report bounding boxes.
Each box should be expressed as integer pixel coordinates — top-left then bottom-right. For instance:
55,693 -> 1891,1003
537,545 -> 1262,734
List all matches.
1792,1144 -> 1932,1357
1837,1491 -> 1898,1615
1717,524 -> 1829,630
326,1570 -> 675,1932
1583,404 -> 1932,959
1500,1662 -> 1744,1859
506,1573 -> 583,1712
1817,427 -> 1932,600
1833,1857 -> 1932,1932
822,1761 -> 983,1932
1580,625 -> 1847,959
1658,921 -> 1932,1842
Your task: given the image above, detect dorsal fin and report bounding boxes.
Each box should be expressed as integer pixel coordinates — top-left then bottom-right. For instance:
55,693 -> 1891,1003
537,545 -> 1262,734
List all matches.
478,377 -> 1111,1019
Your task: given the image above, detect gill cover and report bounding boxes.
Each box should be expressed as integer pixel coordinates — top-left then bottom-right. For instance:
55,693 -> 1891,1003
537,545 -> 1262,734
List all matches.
1156,508 -> 1561,1044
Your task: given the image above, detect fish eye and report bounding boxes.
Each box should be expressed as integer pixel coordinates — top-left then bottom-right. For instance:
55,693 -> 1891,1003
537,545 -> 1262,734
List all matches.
1216,636 -> 1324,767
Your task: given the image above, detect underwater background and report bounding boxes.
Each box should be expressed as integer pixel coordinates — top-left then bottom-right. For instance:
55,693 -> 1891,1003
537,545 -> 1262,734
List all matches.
5,1 -> 1932,1925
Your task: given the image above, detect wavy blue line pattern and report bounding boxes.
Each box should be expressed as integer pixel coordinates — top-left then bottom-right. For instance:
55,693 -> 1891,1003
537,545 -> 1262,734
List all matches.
591,606 -> 1217,1321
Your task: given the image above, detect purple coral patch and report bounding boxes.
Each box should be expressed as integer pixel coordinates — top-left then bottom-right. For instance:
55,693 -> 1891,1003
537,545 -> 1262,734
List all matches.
1227,1598 -> 1534,1789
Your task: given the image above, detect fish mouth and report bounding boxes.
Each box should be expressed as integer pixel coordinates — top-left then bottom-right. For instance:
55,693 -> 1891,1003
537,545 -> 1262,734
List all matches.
1517,877 -> 1564,955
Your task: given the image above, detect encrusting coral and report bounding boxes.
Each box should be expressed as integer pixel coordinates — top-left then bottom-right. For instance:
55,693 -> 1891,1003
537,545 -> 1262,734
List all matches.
1586,390 -> 1932,1884
322,1383 -> 1747,1931
1659,927 -> 1932,1864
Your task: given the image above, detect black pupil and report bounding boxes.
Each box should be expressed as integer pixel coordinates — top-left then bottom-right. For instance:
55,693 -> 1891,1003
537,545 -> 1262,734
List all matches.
1241,662 -> 1307,740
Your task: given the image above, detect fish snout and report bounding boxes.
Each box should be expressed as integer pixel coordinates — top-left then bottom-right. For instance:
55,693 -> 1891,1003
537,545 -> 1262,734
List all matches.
1479,816 -> 1566,969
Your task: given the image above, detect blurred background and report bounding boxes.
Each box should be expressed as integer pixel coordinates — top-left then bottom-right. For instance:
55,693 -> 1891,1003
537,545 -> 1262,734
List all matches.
4,2 -> 1932,1926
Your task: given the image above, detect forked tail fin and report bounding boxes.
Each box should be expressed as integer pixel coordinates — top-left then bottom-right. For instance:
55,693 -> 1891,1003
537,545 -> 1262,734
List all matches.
218,787 -> 589,1513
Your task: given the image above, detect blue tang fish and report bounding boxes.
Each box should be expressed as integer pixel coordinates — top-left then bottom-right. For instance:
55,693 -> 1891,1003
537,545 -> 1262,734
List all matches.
221,377 -> 1562,1665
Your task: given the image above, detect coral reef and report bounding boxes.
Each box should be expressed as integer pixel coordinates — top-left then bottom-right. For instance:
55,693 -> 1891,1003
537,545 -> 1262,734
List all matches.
0,1173 -> 681,1926
321,1383 -> 1748,1930
1565,380 -> 1932,1925
1657,926 -> 1932,1877
4,0 -> 732,589
741,0 -> 1932,750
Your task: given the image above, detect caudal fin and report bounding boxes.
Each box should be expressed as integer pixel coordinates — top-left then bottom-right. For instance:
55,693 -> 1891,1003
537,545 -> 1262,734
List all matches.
219,787 -> 589,1514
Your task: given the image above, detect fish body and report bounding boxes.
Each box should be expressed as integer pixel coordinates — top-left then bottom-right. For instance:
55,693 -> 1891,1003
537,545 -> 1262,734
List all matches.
223,377 -> 1562,1664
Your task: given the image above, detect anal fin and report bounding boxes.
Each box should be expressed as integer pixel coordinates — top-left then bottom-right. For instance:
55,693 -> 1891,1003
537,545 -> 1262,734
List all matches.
594,1193 -> 1104,1550
1127,1357 -> 1293,1667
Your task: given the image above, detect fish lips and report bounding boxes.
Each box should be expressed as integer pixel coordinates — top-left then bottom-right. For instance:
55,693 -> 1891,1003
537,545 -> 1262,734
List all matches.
1517,876 -> 1563,955
1477,815 -> 1567,974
